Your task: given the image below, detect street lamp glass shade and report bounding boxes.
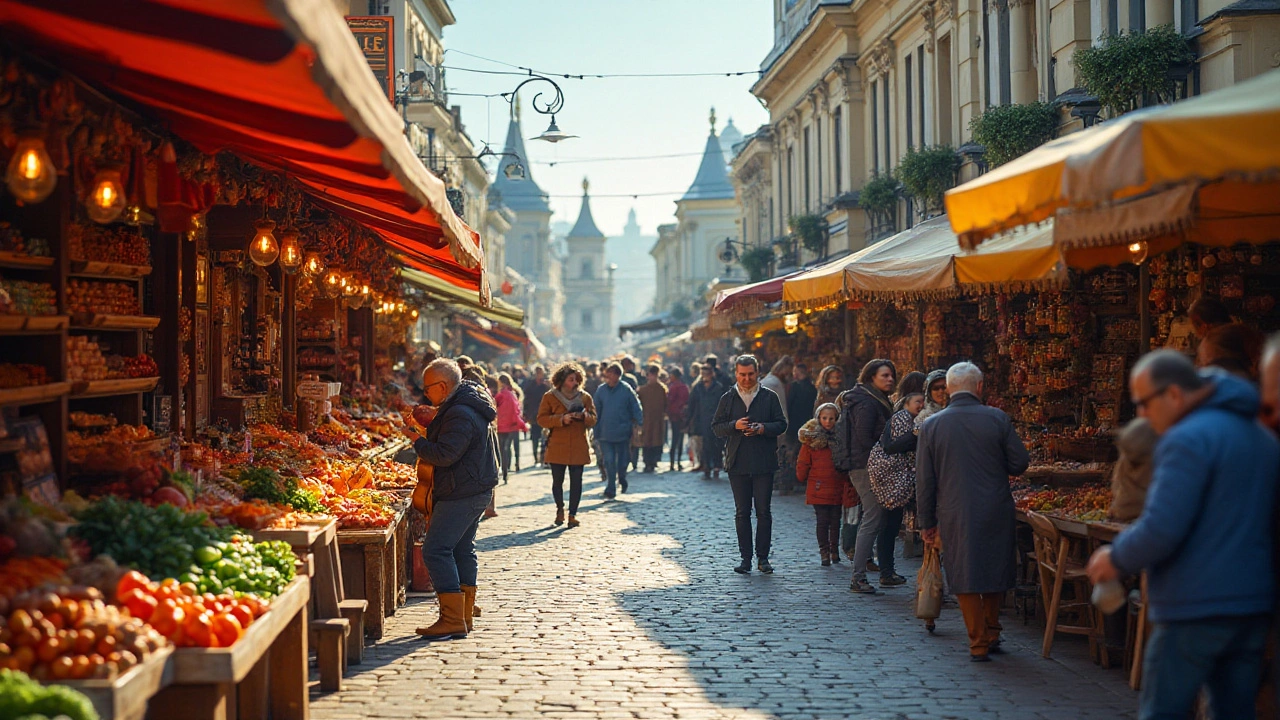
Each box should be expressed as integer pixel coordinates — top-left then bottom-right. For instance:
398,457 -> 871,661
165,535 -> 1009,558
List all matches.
531,116 -> 578,144
248,220 -> 279,266
303,253 -> 325,278
321,270 -> 344,298
278,231 -> 304,275
85,167 -> 126,224
503,161 -> 526,181
6,135 -> 56,204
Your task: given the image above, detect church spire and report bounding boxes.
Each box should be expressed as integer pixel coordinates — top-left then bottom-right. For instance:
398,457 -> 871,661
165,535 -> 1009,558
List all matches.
681,108 -> 734,202
568,176 -> 605,239
492,98 -> 549,213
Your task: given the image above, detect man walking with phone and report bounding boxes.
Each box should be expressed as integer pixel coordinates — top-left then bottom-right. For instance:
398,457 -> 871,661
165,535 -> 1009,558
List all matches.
713,355 -> 788,574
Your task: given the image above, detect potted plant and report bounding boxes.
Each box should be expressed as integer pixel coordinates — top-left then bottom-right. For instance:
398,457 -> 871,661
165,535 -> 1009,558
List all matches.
1073,25 -> 1196,117
894,145 -> 961,218
969,102 -> 1060,167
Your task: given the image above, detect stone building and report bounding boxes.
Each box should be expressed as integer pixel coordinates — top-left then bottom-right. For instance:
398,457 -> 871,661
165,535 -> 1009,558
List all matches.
562,179 -> 616,358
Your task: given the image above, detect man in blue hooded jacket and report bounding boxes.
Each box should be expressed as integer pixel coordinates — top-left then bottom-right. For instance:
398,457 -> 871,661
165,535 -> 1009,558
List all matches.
1088,350 -> 1278,719
593,362 -> 643,499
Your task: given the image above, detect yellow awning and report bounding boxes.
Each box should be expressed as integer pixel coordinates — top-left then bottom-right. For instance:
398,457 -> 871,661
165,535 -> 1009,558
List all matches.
401,266 -> 524,330
945,68 -> 1280,250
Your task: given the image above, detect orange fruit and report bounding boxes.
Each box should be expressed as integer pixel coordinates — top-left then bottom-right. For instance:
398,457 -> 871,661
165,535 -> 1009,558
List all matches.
211,613 -> 242,647
183,612 -> 214,647
116,571 -> 151,601
228,604 -> 254,629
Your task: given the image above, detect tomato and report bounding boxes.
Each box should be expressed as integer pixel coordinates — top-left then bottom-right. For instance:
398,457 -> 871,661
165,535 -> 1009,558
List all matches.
179,582 -> 199,597
183,612 -> 214,647
71,654 -> 92,679
49,654 -> 74,679
116,570 -> 151,601
12,645 -> 34,673
148,601 -> 185,637
7,609 -> 33,634
120,588 -> 158,620
211,613 -> 242,647
228,604 -> 254,629
96,634 -> 117,656
74,628 -> 97,654
36,636 -> 61,663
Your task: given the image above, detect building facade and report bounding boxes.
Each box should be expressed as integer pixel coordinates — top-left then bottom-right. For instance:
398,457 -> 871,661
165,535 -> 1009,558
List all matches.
750,0 -> 1279,269
650,111 -> 743,318
562,180 -> 616,358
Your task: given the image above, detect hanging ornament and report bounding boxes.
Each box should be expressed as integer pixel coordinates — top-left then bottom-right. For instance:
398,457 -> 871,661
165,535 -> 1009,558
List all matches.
122,146 -> 149,226
359,283 -> 372,307
341,275 -> 358,297
185,213 -> 207,243
248,219 -> 279,266
5,132 -> 57,204
500,280 -> 514,295
302,253 -> 325,278
85,166 -> 127,224
278,229 -> 304,275
321,269 -> 344,298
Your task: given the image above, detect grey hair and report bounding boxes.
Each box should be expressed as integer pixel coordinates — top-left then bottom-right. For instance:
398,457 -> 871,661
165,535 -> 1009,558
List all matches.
1131,349 -> 1204,391
424,358 -> 462,388
946,362 -> 984,393
735,354 -> 760,370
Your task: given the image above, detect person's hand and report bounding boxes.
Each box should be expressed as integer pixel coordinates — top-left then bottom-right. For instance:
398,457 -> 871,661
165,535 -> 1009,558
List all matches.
921,527 -> 939,546
1087,546 -> 1119,584
561,414 -> 573,426
404,427 -> 422,443
734,417 -> 751,431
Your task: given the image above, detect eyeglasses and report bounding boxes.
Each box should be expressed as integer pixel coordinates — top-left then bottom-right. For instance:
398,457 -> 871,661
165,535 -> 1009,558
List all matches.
1133,384 -> 1171,410
424,380 -> 448,396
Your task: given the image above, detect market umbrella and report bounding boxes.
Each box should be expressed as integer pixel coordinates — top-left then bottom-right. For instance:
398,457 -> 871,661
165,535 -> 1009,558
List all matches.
945,68 -> 1280,267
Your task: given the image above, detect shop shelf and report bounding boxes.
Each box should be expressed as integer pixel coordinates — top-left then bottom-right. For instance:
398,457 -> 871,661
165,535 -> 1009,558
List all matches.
69,259 -> 153,278
0,381 -> 72,406
71,376 -> 160,397
71,313 -> 162,330
0,250 -> 55,269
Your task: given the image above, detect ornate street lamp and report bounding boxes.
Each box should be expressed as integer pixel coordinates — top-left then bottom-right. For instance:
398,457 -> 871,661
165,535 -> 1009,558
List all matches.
502,74 -> 577,144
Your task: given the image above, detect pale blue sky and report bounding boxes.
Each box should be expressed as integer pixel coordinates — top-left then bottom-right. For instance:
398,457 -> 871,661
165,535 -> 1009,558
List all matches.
446,1 -> 773,237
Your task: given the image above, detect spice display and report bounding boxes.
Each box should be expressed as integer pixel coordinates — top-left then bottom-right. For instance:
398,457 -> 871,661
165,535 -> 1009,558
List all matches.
67,224 -> 150,267
298,347 -> 336,370
66,338 -> 157,382
66,280 -> 139,316
298,317 -> 336,341
0,279 -> 57,315
0,364 -> 50,389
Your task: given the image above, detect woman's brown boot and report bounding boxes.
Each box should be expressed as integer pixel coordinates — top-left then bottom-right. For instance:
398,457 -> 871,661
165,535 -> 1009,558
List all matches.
554,508 -> 565,526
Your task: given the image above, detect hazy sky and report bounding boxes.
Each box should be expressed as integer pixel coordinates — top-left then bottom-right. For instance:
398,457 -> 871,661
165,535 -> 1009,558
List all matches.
446,1 -> 772,237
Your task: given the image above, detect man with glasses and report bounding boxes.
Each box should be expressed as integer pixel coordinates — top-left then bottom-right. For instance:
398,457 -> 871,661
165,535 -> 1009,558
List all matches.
1088,350 -> 1278,719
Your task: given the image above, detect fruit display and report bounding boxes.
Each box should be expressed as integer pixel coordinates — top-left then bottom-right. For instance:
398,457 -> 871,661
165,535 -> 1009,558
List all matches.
368,458 -> 417,489
114,571 -> 269,648
0,279 -> 57,316
298,317 -> 335,341
69,498 -> 295,598
237,467 -> 325,513
297,347 -> 336,370
67,337 -> 157,382
1013,483 -> 1112,521
67,423 -> 155,467
67,224 -> 150,267
0,364 -> 51,389
0,669 -> 98,720
0,559 -> 70,600
0,585 -> 168,682
324,489 -> 396,529
66,280 -> 138,316
0,223 -> 51,257
108,353 -> 157,379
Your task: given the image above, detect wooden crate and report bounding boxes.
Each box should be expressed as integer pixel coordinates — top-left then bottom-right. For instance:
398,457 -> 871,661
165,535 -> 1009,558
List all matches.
56,645 -> 173,720
149,576 -> 311,720
337,508 -> 407,640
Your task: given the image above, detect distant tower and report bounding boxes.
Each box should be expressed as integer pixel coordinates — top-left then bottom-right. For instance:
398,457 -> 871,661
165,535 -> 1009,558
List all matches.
624,208 -> 641,239
719,116 -> 744,166
563,178 -> 614,357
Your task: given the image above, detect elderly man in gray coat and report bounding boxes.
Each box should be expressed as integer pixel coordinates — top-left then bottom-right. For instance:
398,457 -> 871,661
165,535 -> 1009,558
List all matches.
916,362 -> 1030,662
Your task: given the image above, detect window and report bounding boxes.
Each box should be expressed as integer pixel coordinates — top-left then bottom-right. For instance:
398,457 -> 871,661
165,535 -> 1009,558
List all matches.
815,115 -> 822,205
998,4 -> 1012,104
580,259 -> 593,279
581,309 -> 594,330
982,0 -> 992,107
1179,0 -> 1197,32
918,46 -> 926,145
906,54 -> 914,149
786,145 -> 795,221
803,126 -> 811,211
882,79 -> 891,171
870,81 -> 879,174
833,107 -> 843,194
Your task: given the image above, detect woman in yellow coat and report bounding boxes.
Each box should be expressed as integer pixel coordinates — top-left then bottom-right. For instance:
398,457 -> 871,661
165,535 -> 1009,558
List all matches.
537,362 -> 597,528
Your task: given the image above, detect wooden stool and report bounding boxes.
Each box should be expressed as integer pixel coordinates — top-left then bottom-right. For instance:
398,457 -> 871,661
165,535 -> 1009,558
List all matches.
1027,510 -> 1097,658
309,618 -> 349,693
338,598 -> 368,665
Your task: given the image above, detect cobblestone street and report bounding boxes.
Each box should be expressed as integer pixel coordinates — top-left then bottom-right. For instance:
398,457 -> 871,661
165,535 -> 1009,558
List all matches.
311,455 -> 1137,720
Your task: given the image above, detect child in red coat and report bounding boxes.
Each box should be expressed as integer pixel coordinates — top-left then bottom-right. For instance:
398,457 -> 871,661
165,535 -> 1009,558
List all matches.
798,403 -> 850,566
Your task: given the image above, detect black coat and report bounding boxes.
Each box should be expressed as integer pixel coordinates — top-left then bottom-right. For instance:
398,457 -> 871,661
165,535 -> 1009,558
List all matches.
712,386 -> 787,474
686,379 -> 726,438
414,381 -> 500,502
831,385 -> 892,472
786,379 -> 818,440
521,379 -> 549,423
915,393 -> 1030,594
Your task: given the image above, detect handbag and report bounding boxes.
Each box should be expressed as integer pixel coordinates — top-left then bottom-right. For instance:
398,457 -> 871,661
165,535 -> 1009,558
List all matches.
915,544 -> 943,620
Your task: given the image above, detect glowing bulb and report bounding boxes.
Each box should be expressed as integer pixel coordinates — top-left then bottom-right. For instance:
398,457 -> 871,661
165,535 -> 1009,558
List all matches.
410,309 -> 419,319
303,253 -> 325,277
6,135 -> 56,204
784,313 -> 799,333
321,269 -> 343,298
1127,240 -> 1149,265
85,167 -> 126,224
278,230 -> 304,275
342,276 -> 358,297
185,213 -> 207,242
248,220 -> 279,266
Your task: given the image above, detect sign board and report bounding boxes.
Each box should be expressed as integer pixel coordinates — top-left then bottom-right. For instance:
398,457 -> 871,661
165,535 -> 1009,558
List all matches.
298,381 -> 342,400
11,418 -> 58,506
152,395 -> 172,435
346,16 -> 394,103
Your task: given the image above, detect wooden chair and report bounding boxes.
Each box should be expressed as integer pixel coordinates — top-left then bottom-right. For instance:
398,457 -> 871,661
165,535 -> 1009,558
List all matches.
1026,511 -> 1097,658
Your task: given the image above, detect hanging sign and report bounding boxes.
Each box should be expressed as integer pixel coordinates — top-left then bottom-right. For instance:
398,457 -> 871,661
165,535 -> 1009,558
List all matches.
298,381 -> 342,400
346,16 -> 395,103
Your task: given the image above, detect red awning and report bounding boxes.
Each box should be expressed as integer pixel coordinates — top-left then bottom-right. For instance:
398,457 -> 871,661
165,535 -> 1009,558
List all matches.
712,271 -> 805,314
0,0 -> 484,296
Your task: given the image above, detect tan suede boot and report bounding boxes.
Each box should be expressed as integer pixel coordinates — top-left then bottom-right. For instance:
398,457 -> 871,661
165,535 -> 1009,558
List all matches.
415,592 -> 468,639
460,585 -> 477,632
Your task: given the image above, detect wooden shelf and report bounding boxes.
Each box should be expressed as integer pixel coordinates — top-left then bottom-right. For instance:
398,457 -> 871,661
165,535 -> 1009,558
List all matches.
0,381 -> 72,407
57,645 -> 173,720
0,437 -> 24,453
71,376 -> 159,398
0,250 -> 55,269
71,313 -> 161,330
0,314 -> 67,333
69,259 -> 152,278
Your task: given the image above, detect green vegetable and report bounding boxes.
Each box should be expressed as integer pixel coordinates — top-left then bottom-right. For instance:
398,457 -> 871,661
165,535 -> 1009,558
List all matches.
0,669 -> 99,720
239,467 -> 325,512
194,546 -> 222,565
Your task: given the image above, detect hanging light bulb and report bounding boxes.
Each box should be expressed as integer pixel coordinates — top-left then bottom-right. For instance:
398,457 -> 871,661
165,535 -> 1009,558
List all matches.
321,269 -> 344,298
344,294 -> 363,310
85,166 -> 126,224
278,229 -> 304,275
342,276 -> 359,297
359,284 -> 372,307
303,253 -> 325,278
1127,240 -> 1150,265
248,219 -> 279,266
6,133 -> 57,204
185,213 -> 208,243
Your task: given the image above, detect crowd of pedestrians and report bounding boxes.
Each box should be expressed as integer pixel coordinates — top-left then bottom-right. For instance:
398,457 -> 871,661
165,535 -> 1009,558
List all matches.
408,311 -> 1280,717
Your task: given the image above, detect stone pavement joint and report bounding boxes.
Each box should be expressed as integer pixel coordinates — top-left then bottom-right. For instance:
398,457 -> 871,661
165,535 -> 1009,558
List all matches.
310,451 -> 1137,719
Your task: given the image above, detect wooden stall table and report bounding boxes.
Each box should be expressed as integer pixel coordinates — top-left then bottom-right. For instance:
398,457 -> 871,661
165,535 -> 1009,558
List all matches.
337,505 -> 407,640
252,519 -> 341,620
56,645 -> 173,720
148,576 -> 311,720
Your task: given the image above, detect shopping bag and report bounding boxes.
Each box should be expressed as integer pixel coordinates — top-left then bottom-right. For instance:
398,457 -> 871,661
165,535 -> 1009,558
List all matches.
915,544 -> 943,620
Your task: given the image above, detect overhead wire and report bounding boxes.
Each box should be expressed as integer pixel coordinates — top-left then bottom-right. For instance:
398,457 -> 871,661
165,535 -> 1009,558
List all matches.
443,48 -> 759,79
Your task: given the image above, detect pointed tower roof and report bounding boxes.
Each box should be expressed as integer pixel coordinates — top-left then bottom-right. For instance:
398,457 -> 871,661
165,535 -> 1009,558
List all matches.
719,117 -> 744,162
681,108 -> 734,202
568,178 -> 605,239
493,104 -> 551,213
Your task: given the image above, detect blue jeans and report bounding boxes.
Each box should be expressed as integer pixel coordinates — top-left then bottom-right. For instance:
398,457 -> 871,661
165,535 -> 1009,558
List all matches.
422,491 -> 492,594
1140,613 -> 1270,720
600,440 -> 630,496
